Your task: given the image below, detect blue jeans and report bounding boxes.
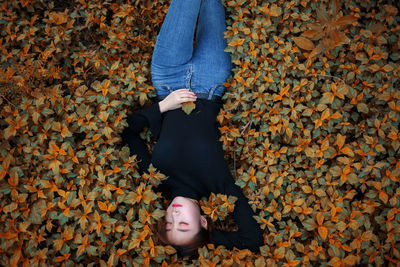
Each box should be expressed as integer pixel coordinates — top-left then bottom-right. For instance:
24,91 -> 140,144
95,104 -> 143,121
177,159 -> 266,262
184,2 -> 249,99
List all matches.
151,0 -> 233,100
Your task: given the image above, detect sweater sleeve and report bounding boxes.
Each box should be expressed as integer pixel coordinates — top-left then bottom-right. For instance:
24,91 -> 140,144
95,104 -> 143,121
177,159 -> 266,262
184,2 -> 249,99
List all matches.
211,180 -> 264,253
121,102 -> 162,174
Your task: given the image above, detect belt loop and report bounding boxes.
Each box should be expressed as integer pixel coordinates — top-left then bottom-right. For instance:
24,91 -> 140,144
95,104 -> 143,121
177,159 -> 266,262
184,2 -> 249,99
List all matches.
167,85 -> 173,94
208,84 -> 217,100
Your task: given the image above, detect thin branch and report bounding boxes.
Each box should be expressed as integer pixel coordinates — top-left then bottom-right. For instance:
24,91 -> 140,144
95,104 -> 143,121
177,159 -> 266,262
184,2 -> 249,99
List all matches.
233,149 -> 236,179
240,120 -> 252,135
0,93 -> 16,108
232,120 -> 253,179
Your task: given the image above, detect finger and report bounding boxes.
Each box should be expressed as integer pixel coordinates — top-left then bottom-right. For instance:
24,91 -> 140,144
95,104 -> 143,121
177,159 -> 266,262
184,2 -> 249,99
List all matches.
180,93 -> 197,99
175,88 -> 190,93
180,97 -> 197,103
180,92 -> 196,97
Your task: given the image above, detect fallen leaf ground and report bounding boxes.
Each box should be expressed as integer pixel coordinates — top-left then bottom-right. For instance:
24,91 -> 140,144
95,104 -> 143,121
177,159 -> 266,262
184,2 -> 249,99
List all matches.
0,0 -> 399,266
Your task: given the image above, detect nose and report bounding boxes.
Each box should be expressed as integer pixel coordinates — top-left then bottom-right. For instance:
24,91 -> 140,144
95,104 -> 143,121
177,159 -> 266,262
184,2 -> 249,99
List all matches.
172,207 -> 180,215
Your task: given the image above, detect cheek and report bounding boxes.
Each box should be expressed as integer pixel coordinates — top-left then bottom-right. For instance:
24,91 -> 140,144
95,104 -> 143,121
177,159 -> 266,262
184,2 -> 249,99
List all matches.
164,208 -> 172,222
185,207 -> 201,223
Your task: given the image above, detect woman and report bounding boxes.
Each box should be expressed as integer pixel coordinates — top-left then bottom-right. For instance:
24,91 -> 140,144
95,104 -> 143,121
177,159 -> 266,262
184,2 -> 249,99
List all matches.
122,0 -> 264,258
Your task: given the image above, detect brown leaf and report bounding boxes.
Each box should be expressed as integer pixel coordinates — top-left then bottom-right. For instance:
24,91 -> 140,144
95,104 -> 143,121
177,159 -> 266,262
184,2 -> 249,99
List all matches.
335,15 -> 357,26
309,43 -> 324,58
293,37 -> 315,50
301,29 -> 322,40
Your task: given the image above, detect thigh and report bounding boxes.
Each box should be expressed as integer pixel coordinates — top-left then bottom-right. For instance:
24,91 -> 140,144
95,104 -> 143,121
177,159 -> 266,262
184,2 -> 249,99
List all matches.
151,0 -> 201,68
151,63 -> 192,96
191,51 -> 233,97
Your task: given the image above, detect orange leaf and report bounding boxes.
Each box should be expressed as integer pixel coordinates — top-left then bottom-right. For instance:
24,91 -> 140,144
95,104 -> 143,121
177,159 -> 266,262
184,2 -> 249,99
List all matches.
316,213 -> 324,225
287,260 -> 301,267
379,191 -> 388,204
316,159 -> 324,169
321,139 -> 329,152
8,169 -> 18,187
228,38 -> 244,47
330,112 -> 342,119
98,201 -> 108,212
321,109 -> 330,121
341,147 -> 354,157
318,226 -> 328,240
336,134 -> 345,149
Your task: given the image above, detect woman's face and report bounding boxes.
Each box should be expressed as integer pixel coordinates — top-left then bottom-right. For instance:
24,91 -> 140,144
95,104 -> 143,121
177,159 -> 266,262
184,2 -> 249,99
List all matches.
165,196 -> 207,246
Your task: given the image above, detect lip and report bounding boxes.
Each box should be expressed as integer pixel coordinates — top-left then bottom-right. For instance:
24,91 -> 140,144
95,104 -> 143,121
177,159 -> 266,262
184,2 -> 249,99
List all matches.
172,204 -> 182,208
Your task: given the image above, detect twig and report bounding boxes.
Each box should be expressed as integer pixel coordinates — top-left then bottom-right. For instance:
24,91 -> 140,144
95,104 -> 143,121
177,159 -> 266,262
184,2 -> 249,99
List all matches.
233,150 -> 236,179
232,120 -> 253,179
240,120 -> 252,135
0,93 -> 16,108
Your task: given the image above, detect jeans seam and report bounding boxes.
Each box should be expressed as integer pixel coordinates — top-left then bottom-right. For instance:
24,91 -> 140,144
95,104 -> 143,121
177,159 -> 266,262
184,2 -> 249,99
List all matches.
153,83 -> 173,94
184,63 -> 193,90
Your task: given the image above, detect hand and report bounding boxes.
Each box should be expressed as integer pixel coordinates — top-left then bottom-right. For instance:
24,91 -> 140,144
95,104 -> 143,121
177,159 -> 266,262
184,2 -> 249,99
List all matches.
158,88 -> 197,113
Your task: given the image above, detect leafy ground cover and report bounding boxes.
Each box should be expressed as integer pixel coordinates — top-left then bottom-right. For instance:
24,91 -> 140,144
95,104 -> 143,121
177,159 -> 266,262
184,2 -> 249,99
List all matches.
0,0 -> 399,266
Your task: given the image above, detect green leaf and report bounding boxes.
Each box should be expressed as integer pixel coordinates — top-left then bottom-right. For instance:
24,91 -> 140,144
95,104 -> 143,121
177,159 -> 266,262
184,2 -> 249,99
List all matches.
357,103 -> 369,114
329,166 -> 342,177
302,218 -> 316,231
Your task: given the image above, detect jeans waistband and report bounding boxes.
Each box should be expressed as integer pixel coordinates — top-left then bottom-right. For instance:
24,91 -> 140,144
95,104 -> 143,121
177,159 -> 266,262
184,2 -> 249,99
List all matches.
155,92 -> 222,102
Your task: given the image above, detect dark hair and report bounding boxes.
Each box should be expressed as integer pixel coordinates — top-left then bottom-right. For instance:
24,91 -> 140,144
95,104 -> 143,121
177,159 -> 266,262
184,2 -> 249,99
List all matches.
155,202 -> 214,258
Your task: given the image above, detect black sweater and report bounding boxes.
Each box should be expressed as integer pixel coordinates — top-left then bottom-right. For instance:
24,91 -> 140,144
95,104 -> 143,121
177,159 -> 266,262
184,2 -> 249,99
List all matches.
121,98 -> 264,252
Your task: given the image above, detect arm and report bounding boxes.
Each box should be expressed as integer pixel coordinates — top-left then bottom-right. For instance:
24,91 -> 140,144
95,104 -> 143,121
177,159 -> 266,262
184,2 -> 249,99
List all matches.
211,180 -> 264,253
121,103 -> 162,174
121,89 -> 197,174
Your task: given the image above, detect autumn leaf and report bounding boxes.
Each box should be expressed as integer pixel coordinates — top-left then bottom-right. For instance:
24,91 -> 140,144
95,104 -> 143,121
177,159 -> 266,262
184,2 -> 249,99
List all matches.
335,15 -> 357,26
293,37 -> 315,50
0,0 -> 398,265
228,38 -> 245,47
182,101 -> 196,115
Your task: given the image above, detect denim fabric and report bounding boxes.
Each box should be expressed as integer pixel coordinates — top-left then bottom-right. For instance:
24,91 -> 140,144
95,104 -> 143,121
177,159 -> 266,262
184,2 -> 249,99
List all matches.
151,0 -> 233,100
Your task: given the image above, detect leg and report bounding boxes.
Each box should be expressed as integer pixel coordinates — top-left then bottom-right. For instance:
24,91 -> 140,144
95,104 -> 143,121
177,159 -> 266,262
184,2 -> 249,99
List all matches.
194,0 -> 229,60
151,0 -> 202,67
191,0 -> 232,97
